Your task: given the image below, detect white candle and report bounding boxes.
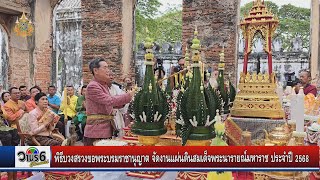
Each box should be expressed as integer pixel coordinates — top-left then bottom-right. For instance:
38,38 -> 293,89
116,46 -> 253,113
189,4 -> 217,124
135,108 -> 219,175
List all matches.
289,90 -> 297,121
296,88 -> 305,132
285,86 -> 292,96
276,82 -> 283,106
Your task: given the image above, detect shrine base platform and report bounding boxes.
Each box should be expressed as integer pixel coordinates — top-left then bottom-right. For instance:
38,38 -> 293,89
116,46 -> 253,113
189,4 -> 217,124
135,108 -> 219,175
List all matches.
230,117 -> 286,139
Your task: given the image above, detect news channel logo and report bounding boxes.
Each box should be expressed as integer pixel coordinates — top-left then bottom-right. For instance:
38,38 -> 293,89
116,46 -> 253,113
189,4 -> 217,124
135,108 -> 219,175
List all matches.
15,146 -> 51,168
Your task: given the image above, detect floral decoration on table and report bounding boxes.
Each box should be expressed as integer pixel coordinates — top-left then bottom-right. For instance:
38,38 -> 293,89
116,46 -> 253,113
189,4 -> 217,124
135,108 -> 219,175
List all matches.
130,28 -> 169,137
208,110 -> 233,180
175,27 -> 222,146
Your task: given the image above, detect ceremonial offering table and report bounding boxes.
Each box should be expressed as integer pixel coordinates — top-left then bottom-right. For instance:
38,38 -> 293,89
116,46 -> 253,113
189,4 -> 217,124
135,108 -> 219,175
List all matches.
156,134 -> 181,146
122,126 -> 139,146
124,134 -> 181,178
229,117 -> 285,140
176,172 -> 208,180
121,129 -> 181,146
43,171 -> 93,180
26,171 -> 320,180
305,130 -> 320,146
252,172 -> 310,180
305,130 -> 320,179
123,126 -> 138,141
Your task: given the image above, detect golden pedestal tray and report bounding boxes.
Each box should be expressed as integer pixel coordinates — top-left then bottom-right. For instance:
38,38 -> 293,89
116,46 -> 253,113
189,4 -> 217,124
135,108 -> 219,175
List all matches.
230,72 -> 285,119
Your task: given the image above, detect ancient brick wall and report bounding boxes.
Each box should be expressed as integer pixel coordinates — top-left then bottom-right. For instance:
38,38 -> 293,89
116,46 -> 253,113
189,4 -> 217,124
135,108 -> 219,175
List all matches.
81,0 -> 135,85
32,0 -> 53,91
81,0 -> 123,84
34,39 -> 52,91
0,0 -> 54,92
8,46 -> 30,88
182,0 -> 240,83
0,0 -> 31,89
0,12 -> 31,89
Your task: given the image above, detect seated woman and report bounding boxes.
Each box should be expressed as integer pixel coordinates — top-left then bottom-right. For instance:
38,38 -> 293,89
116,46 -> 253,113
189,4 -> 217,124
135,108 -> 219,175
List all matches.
0,105 -> 20,146
1,91 -> 11,105
28,92 -> 62,146
74,85 -> 87,141
1,91 -> 11,126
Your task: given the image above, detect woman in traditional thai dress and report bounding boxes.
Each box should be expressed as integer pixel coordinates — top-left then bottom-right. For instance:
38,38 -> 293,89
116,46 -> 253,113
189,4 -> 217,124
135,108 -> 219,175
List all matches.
1,91 -> 10,105
1,91 -> 11,126
74,85 -> 87,141
28,92 -> 62,146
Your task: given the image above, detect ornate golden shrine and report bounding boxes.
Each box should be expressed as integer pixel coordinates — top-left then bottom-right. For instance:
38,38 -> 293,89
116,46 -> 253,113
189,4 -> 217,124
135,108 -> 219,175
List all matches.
230,0 -> 284,119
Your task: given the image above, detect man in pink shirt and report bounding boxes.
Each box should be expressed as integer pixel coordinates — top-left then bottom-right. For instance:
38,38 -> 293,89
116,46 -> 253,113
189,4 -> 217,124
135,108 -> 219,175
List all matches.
83,58 -> 135,145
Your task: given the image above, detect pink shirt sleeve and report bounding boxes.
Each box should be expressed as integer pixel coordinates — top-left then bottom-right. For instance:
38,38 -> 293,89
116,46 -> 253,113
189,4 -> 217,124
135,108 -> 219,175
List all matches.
87,84 -> 131,107
28,110 -> 46,135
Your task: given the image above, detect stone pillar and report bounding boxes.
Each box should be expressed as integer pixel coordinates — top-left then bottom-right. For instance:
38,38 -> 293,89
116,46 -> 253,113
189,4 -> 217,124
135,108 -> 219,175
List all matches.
81,0 -> 135,84
182,0 -> 239,83
121,0 -> 135,77
32,0 -> 54,91
310,0 -> 319,79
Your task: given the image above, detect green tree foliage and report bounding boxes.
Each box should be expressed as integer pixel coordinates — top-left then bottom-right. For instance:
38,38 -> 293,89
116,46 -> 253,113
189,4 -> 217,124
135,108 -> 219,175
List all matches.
136,0 -> 162,19
277,4 -> 310,50
153,9 -> 182,43
240,1 -> 310,51
135,0 -> 182,46
135,0 -> 161,40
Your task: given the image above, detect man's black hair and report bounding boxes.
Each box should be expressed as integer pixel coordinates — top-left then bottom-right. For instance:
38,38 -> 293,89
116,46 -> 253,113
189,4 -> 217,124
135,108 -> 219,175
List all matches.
19,85 -> 27,90
89,58 -> 106,75
9,87 -> 19,94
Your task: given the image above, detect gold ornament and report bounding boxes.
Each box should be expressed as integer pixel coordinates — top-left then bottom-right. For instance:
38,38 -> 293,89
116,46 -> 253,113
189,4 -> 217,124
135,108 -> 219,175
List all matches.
138,135 -> 160,146
14,12 -> 34,37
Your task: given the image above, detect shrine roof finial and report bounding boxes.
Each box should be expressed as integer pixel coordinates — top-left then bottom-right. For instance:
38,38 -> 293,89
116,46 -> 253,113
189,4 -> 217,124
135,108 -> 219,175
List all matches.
240,0 -> 279,27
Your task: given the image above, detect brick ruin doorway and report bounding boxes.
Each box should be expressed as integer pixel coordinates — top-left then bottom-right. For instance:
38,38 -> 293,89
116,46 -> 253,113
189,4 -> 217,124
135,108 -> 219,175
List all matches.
0,25 -> 9,90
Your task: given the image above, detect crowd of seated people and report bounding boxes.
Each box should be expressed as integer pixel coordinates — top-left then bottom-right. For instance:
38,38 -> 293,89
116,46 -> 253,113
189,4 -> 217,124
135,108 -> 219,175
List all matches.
0,77 -> 135,145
